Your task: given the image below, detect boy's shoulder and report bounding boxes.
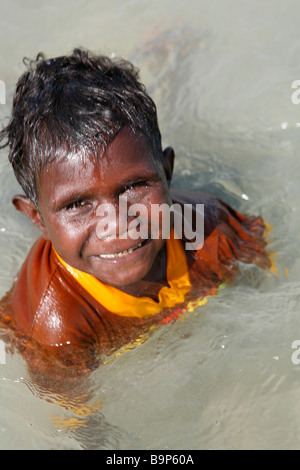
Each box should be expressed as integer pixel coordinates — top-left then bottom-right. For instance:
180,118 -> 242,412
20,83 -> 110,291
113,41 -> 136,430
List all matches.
171,188 -> 226,238
171,188 -> 217,207
171,188 -> 251,230
7,237 -> 100,348
172,187 -> 271,274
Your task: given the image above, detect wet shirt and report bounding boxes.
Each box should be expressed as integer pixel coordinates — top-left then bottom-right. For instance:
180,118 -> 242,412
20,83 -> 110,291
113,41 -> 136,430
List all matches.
0,194 -> 271,375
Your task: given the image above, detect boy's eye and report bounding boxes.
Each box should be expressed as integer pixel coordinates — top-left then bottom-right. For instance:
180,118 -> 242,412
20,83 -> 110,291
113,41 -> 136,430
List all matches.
122,181 -> 148,192
65,200 -> 87,211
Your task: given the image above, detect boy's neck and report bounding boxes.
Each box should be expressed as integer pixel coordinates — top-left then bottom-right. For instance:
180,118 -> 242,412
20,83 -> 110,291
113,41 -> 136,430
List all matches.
116,243 -> 169,300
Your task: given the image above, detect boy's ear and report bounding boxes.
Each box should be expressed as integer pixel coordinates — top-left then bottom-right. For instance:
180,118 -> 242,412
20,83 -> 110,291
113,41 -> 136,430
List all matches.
12,195 -> 49,239
162,147 -> 175,185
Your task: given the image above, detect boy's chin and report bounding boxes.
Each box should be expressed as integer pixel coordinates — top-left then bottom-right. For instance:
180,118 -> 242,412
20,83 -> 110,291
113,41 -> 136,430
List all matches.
94,265 -> 150,289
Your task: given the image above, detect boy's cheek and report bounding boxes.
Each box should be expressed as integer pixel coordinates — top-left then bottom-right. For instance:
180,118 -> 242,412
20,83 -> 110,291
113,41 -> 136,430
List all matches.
44,219 -> 88,256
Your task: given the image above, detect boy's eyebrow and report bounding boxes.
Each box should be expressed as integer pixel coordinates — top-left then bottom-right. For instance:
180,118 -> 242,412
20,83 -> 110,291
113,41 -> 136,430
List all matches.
119,171 -> 161,187
50,171 -> 161,210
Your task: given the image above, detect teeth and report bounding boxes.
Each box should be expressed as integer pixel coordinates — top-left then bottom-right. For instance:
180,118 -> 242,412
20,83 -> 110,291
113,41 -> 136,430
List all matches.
99,242 -> 142,259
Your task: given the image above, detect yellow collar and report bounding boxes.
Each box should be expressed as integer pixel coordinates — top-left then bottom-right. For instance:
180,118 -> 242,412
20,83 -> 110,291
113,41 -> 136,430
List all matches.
54,230 -> 191,318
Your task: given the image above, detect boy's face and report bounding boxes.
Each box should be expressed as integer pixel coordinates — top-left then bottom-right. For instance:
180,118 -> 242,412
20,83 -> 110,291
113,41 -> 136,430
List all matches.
17,127 -> 174,289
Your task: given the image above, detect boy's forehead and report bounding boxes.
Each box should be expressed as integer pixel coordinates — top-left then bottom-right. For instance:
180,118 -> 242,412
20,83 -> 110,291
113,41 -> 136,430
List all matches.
53,126 -> 156,171
101,126 -> 155,164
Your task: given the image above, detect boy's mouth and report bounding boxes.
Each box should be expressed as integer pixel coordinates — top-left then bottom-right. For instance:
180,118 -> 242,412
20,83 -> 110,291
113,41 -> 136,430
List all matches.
97,240 -> 148,259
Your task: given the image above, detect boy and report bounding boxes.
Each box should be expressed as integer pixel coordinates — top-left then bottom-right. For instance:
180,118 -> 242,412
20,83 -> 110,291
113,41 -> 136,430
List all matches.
0,48 -> 271,375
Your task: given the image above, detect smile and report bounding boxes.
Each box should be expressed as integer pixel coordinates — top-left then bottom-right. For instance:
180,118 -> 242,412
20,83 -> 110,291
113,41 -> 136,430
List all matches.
97,242 -> 143,259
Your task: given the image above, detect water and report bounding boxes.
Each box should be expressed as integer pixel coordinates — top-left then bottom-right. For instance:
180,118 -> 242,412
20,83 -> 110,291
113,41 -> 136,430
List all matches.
0,0 -> 300,450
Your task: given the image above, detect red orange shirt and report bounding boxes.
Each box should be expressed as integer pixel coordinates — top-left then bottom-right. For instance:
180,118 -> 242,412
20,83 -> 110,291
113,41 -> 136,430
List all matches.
0,194 -> 271,375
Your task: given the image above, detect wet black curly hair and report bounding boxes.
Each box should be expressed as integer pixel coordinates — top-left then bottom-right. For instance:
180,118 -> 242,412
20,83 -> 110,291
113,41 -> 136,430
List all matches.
0,48 -> 162,206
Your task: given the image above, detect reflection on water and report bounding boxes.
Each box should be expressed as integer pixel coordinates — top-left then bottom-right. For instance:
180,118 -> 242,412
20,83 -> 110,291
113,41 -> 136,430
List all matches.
0,0 -> 300,450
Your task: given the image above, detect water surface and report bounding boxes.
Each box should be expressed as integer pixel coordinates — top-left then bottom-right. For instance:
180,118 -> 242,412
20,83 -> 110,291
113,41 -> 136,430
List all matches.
0,0 -> 300,450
